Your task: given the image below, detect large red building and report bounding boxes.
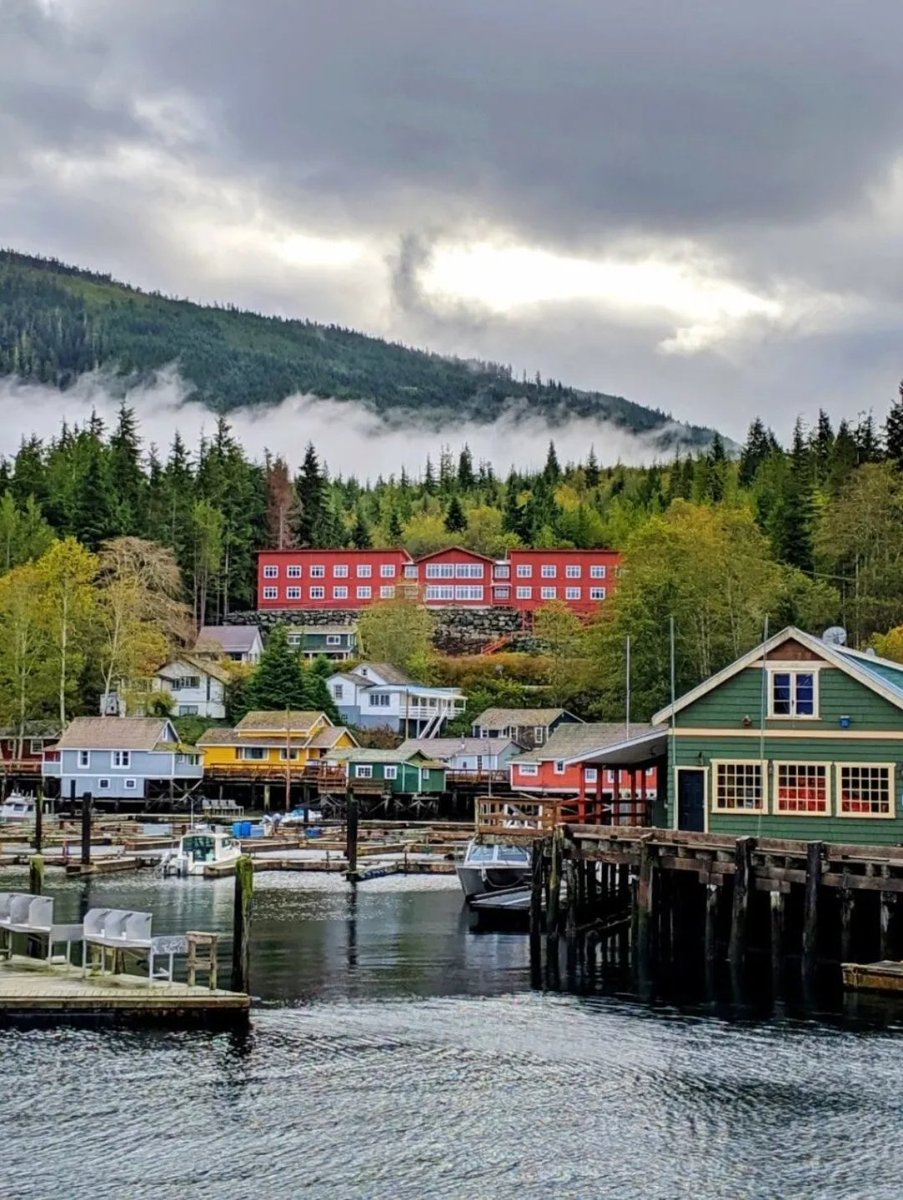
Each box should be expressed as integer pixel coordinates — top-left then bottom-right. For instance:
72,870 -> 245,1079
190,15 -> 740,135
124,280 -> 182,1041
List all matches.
257,546 -> 621,614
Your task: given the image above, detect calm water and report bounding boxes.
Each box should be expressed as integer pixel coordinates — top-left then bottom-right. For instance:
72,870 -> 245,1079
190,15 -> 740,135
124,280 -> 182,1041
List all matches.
2,869 -> 903,1200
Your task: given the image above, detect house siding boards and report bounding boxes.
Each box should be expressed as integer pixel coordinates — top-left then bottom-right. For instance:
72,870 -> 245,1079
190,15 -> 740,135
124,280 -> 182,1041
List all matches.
42,717 -> 202,799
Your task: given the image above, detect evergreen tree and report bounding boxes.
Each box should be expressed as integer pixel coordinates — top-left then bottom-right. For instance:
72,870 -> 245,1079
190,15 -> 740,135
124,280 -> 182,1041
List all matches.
108,403 -> 144,533
300,658 -> 341,722
811,409 -> 835,485
828,420 -> 860,493
584,447 -> 601,489
423,456 -> 437,495
542,441 -> 561,485
854,412 -> 881,463
457,445 -> 475,490
706,433 -> 727,503
245,626 -> 308,711
738,418 -> 772,487
295,443 -> 329,546
386,507 -> 404,544
444,495 -> 468,534
884,382 -> 903,470
351,506 -> 372,549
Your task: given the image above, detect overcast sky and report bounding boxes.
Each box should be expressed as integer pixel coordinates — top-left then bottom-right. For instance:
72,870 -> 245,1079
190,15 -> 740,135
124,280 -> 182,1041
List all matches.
3,0 -> 902,444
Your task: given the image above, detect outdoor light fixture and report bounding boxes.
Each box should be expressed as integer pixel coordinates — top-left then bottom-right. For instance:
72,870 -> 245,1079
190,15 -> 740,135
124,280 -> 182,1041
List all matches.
839,715 -> 852,729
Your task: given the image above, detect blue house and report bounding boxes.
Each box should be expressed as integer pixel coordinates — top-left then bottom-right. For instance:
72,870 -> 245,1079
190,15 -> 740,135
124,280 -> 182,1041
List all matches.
43,716 -> 203,804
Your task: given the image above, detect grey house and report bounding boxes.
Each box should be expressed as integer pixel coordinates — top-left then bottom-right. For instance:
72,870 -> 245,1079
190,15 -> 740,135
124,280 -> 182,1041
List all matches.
470,707 -> 582,749
43,717 -> 203,803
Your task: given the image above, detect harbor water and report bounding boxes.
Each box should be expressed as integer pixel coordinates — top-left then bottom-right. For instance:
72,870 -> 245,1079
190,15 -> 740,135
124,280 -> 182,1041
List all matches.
3,869 -> 903,1199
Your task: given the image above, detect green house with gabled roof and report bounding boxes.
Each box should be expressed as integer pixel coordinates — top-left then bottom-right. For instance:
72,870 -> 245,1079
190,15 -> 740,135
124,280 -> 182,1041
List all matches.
652,626 -> 903,845
330,748 -> 447,795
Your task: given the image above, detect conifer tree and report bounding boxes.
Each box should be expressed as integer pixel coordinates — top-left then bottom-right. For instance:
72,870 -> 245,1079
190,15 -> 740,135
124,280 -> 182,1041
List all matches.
245,626 -> 308,711
108,403 -> 144,533
884,382 -> 903,470
386,507 -> 404,544
444,495 -> 468,534
423,456 -> 437,495
542,441 -> 561,484
584,446 -> 601,489
738,419 -> 772,487
351,506 -> 372,549
457,445 -> 475,490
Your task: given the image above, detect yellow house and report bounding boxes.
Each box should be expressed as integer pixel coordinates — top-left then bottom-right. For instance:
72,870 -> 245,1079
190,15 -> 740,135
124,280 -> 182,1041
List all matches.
198,710 -> 358,777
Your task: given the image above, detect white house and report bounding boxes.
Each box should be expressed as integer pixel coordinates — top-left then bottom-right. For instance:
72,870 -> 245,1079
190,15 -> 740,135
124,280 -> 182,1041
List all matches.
327,662 -> 466,736
194,625 -> 263,664
396,737 -> 519,775
154,655 -> 229,719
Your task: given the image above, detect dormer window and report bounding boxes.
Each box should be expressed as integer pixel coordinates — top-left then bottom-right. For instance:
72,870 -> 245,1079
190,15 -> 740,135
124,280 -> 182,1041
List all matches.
769,669 -> 817,718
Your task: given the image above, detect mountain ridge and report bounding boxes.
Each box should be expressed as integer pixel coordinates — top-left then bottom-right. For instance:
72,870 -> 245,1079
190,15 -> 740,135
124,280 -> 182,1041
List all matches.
0,249 -> 718,450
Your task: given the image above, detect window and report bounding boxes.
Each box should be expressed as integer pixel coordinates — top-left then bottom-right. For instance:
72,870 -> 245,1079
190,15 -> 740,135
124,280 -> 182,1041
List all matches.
495,587 -> 510,600
355,765 -> 373,778
534,727 -> 546,745
516,586 -> 532,600
585,768 -> 598,783
286,565 -> 302,578
286,587 -> 301,600
326,635 -> 342,646
333,586 -> 348,600
334,684 -> 344,700
287,633 -> 302,646
589,587 -> 607,601
541,564 -> 556,578
380,586 -> 396,599
262,586 -> 278,600
769,670 -> 817,718
176,754 -> 199,766
380,564 -> 396,578
455,586 -> 484,601
310,565 -> 325,578
455,563 -> 484,578
384,765 -> 398,780
171,675 -> 200,691
98,778 -> 110,790
518,763 -> 539,776
238,747 -> 266,761
123,778 -> 137,790
404,564 -> 418,578
838,764 -> 893,817
357,586 -> 372,600
426,563 -> 455,578
334,564 -> 349,578
564,564 -> 581,578
29,739 -> 43,754
565,587 -> 581,600
357,564 -> 372,578
590,565 -> 607,579
309,586 -> 325,600
78,750 -> 90,769
516,565 -> 532,578
554,760 -> 566,775
541,587 -> 556,600
279,749 -> 299,761
712,761 -> 765,812
263,565 -> 278,579
178,705 -> 199,716
425,585 -> 454,600
774,763 -> 829,815
494,564 -> 510,579
368,693 -> 391,707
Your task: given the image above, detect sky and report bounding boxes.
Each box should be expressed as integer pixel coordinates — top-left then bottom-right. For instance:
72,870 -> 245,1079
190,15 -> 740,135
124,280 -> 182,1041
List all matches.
2,0 -> 903,450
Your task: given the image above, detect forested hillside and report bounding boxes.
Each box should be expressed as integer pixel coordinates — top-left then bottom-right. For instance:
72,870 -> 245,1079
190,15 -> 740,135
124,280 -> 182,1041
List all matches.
0,249 -> 714,445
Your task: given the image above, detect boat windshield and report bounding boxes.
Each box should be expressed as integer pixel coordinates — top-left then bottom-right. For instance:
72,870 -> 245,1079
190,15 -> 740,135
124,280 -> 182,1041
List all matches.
183,835 -> 216,861
495,844 -> 530,864
465,844 -> 496,863
465,843 -> 530,865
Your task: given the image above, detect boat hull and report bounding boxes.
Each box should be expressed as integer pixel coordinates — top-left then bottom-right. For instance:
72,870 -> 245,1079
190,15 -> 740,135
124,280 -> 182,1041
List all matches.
456,863 -> 530,900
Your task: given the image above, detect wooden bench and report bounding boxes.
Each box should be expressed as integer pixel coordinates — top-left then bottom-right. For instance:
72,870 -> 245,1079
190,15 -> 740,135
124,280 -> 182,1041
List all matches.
0,892 -> 83,965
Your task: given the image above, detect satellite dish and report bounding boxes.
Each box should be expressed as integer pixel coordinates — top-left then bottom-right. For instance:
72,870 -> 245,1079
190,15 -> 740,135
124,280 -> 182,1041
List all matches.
822,626 -> 848,647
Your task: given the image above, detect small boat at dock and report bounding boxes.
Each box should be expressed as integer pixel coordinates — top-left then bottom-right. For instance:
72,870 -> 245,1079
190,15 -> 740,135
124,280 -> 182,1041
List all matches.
161,828 -> 242,877
0,794 -> 37,823
456,839 -> 531,900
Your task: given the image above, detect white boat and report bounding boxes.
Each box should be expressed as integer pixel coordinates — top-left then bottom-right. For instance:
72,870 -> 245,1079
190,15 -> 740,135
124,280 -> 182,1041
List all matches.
0,794 -> 36,823
161,828 -> 242,877
456,839 -> 531,900
281,806 -> 323,826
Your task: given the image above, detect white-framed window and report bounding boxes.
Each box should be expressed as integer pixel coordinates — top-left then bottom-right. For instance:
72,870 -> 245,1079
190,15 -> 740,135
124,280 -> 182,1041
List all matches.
368,694 -> 391,707
553,760 -> 566,775
590,565 -> 607,579
589,587 -> 607,601
263,565 -> 278,579
310,586 -> 325,600
178,705 -> 199,716
238,747 -> 266,761
534,727 -> 546,744
494,564 -> 510,579
384,765 -> 398,780
333,586 -> 348,600
455,586 -> 484,601
541,564 -> 556,578
565,564 -> 581,578
516,564 -> 532,578
123,778 -> 137,790
565,587 -> 581,600
286,565 -> 302,578
712,760 -> 766,813
518,763 -> 539,777
516,586 -> 532,600
97,778 -> 110,790
78,750 -> 90,769
29,739 -> 43,754
456,563 -> 484,578
495,587 -> 510,600
333,684 -> 344,700
357,586 -> 372,600
287,633 -> 302,646
171,675 -> 200,691
355,765 -> 373,778
769,669 -> 817,718
380,564 -> 396,578
262,586 -> 278,600
585,768 -> 598,783
837,763 -> 894,818
425,585 -> 454,600
326,635 -> 342,646
380,586 -> 396,599
286,586 -> 301,600
773,762 -> 829,816
426,563 -> 455,578
310,565 -> 325,578
334,564 -> 349,578
541,587 -> 556,600
357,564 -> 372,578
404,564 -> 418,578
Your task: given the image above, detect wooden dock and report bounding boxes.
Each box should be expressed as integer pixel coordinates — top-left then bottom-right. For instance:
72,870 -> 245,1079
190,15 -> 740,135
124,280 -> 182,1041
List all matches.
842,961 -> 903,994
0,957 -> 249,1022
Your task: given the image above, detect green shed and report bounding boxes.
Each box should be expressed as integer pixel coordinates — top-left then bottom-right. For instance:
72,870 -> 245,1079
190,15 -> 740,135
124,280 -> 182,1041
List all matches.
653,626 -> 903,845
337,748 -> 447,795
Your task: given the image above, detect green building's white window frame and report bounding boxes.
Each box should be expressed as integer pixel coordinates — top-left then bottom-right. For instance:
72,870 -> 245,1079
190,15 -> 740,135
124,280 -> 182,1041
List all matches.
355,765 -> 373,779
384,765 -> 398,780
767,667 -> 819,719
835,762 -> 895,818
772,761 -> 830,816
711,759 -> 767,814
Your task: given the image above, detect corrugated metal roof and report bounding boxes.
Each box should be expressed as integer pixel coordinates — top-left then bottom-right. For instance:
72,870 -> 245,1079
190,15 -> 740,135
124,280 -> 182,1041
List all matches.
54,718 -> 177,751
472,707 -> 572,727
511,722 -> 658,763
330,748 -> 445,767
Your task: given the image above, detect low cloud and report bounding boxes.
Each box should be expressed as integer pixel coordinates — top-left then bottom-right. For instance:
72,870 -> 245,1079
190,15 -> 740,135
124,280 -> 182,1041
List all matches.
0,368 -> 701,479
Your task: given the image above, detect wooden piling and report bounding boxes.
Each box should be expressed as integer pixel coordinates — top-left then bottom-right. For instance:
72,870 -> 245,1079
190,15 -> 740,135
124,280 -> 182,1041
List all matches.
529,839 -> 544,984
880,890 -> 894,960
802,840 -> 823,971
728,836 -> 755,967
769,889 -> 784,983
840,878 -> 854,963
231,854 -> 253,994
28,854 -> 44,896
345,793 -> 359,876
80,793 -> 92,867
545,829 -> 563,982
704,882 -> 719,964
565,856 -> 578,977
636,834 -> 656,968
32,785 -> 43,854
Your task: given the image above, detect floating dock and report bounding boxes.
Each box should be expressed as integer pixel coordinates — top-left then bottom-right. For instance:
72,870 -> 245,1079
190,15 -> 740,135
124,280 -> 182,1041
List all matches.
842,961 -> 903,994
0,957 -> 249,1023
